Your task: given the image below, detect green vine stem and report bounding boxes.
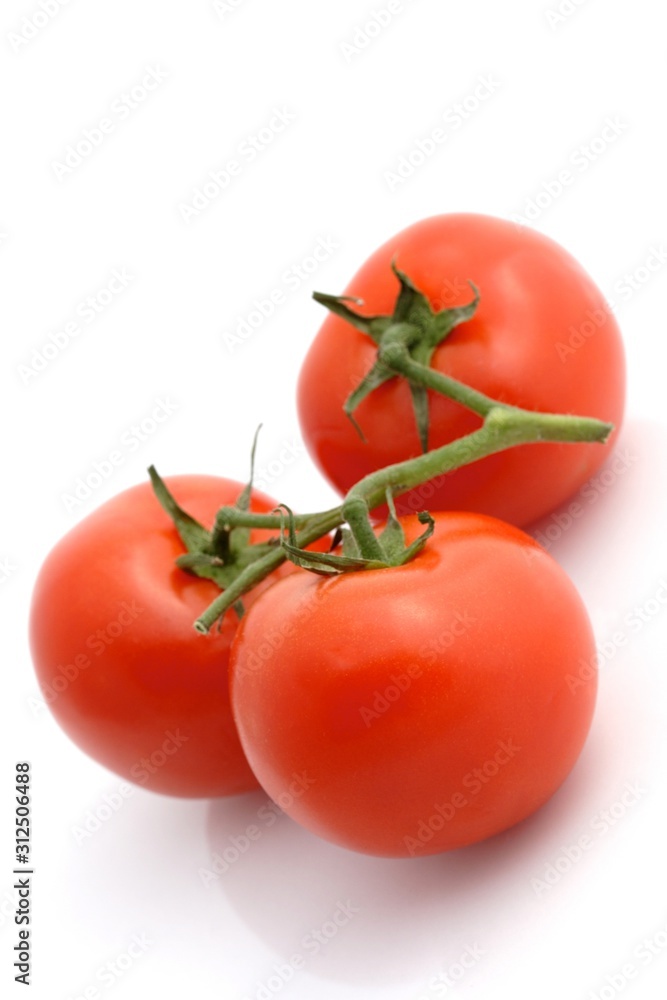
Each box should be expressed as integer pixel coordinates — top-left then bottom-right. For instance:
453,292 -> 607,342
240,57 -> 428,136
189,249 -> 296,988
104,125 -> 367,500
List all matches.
379,334 -> 509,418
193,358 -> 612,632
212,507 -> 332,533
194,508 -> 341,633
341,497 -> 387,561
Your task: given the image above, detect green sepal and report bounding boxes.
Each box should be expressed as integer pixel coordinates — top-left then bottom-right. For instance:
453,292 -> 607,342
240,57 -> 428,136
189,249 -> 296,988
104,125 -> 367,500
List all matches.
278,497 -> 436,577
340,526 -> 361,560
343,360 -> 395,440
280,543 -> 386,576
311,292 -> 393,344
148,466 -> 212,554
277,504 -> 385,575
313,263 -> 480,452
399,511 -> 436,564
376,489 -> 405,563
175,541 -> 278,588
408,381 -> 430,452
391,264 -> 435,329
148,432 -> 283,614
376,493 -> 434,567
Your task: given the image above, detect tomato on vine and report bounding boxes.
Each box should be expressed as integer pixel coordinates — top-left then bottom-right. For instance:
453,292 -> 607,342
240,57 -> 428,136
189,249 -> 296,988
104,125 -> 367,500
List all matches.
30,474 -> 306,797
298,213 -> 625,526
230,510 -> 598,856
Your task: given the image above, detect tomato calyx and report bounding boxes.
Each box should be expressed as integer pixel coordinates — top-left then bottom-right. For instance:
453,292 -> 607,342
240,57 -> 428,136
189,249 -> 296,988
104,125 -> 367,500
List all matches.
313,263 -> 479,451
278,494 -> 435,577
148,436 -> 280,618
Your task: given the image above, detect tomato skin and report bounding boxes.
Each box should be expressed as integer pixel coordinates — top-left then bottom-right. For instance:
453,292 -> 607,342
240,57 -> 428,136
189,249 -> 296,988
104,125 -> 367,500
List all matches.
298,214 -> 626,527
29,475 -> 290,798
230,513 -> 598,857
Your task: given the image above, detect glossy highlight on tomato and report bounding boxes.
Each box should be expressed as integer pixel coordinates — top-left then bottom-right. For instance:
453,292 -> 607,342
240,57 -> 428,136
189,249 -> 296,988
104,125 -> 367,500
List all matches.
230,512 -> 598,857
298,213 -> 626,527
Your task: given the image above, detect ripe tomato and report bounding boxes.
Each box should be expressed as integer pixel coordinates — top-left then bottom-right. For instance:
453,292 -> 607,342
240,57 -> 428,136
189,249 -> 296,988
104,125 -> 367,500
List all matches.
298,213 -> 625,527
230,512 -> 598,857
29,475 -> 291,798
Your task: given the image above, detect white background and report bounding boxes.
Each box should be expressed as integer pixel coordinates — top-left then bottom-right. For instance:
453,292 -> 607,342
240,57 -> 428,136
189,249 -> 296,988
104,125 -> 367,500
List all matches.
2,1 -> 667,998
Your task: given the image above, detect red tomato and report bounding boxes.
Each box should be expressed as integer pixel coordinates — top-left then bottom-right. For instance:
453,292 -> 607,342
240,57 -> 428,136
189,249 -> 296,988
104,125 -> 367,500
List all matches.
29,476 -> 291,798
230,512 -> 598,857
298,214 -> 625,527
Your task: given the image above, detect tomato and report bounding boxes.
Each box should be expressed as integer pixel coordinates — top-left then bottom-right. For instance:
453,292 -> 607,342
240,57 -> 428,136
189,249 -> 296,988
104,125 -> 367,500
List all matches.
29,475 -> 293,798
298,213 -> 625,527
230,512 -> 598,857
